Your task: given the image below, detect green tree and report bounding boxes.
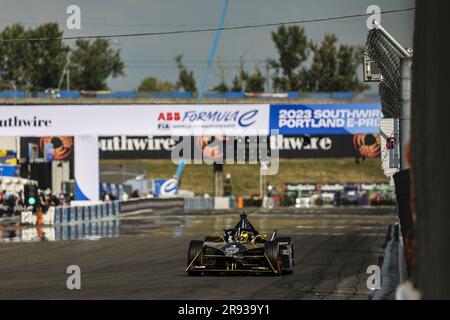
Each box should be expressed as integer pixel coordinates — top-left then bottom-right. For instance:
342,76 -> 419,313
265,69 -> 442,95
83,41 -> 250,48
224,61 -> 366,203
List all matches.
212,81 -> 228,93
138,76 -> 175,92
306,35 -> 367,92
269,25 -> 309,91
0,80 -> 13,90
0,24 -> 31,89
175,54 -> 196,93
0,23 -> 69,90
230,59 -> 247,92
229,60 -> 266,93
308,34 -> 338,91
270,27 -> 367,93
245,67 -> 265,92
28,23 -> 68,90
231,75 -> 243,92
69,38 -> 124,90
212,60 -> 229,92
336,45 -> 368,92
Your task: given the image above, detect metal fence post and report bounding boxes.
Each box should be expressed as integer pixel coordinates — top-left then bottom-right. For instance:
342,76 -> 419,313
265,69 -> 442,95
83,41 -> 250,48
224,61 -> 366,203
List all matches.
366,21 -> 414,291
400,57 -> 412,170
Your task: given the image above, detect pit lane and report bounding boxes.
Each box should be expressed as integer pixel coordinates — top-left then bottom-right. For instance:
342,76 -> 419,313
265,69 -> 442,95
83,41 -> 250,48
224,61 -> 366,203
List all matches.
0,210 -> 397,299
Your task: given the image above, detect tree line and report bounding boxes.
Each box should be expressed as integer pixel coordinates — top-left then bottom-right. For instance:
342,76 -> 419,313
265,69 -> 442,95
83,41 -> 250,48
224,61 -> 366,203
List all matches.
0,23 -> 123,91
0,23 -> 367,93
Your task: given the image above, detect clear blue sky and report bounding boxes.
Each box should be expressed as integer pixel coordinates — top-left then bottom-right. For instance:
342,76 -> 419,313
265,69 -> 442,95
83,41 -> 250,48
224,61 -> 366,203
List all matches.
1,0 -> 415,91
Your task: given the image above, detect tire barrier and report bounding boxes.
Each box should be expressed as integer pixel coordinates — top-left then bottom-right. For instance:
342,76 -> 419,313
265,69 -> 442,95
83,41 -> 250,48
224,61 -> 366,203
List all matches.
54,201 -> 120,225
28,198 -> 184,227
54,219 -> 120,240
3,220 -> 120,242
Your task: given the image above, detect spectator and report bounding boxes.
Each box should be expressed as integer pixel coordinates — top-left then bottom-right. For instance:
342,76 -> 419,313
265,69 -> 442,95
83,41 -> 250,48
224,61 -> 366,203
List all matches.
224,173 -> 232,196
0,187 -> 70,217
131,190 -> 140,198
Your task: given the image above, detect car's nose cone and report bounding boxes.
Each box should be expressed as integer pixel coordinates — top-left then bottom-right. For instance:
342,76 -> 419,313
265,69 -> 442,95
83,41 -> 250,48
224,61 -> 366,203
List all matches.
223,245 -> 240,256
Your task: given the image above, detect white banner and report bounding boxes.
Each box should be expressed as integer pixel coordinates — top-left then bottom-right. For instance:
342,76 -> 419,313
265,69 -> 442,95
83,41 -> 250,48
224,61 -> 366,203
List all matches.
0,104 -> 270,136
74,135 -> 99,201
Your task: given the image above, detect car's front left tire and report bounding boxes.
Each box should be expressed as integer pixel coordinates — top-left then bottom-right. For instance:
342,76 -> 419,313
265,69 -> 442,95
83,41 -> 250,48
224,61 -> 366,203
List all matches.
187,240 -> 204,276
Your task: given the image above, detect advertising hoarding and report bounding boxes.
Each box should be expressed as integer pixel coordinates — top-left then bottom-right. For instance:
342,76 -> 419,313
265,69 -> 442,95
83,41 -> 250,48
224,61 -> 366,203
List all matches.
96,134 -> 380,160
0,104 -> 269,136
270,103 -> 382,135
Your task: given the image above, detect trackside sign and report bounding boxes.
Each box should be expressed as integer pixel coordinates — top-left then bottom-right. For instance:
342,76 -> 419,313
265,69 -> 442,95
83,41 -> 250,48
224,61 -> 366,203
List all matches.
0,104 -> 381,137
0,116 -> 52,128
0,104 -> 270,136
270,103 -> 382,135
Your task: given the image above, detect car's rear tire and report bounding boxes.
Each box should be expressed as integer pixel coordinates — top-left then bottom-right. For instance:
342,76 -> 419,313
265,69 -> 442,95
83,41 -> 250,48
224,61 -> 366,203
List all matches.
187,240 -> 204,276
276,237 -> 294,274
264,241 -> 280,274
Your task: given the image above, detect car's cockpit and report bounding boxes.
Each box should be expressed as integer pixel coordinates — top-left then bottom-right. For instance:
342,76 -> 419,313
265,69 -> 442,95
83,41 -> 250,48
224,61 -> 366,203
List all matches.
223,213 -> 261,243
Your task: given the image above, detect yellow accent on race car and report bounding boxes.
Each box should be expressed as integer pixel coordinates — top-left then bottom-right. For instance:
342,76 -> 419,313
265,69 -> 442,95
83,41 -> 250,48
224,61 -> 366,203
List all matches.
206,233 -> 226,242
251,234 -> 268,246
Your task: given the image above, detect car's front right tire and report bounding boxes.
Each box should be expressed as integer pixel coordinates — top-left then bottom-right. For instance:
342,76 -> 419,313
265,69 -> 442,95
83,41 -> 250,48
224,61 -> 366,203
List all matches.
264,241 -> 280,274
276,237 -> 294,274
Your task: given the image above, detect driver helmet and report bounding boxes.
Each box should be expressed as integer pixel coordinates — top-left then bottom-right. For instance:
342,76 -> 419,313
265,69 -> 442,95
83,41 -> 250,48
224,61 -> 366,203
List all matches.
239,231 -> 250,241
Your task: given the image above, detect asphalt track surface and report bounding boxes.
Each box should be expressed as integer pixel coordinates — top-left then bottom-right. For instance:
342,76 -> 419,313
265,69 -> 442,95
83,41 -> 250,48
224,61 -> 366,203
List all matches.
0,211 -> 397,300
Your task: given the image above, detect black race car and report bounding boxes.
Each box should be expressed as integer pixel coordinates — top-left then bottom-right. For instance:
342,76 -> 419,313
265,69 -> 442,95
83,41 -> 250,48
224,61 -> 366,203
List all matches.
185,213 -> 294,275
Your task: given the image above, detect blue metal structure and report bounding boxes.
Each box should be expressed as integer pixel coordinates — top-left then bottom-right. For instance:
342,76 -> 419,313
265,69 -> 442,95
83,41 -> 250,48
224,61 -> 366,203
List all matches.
197,0 -> 229,103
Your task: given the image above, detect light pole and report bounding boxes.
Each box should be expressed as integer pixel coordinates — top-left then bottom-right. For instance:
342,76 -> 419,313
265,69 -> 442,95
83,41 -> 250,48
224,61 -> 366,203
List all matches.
66,51 -> 70,91
11,81 -> 17,105
58,51 -> 71,91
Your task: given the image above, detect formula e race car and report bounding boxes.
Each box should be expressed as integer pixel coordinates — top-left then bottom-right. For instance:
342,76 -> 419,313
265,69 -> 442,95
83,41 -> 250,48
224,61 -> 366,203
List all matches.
185,213 -> 294,275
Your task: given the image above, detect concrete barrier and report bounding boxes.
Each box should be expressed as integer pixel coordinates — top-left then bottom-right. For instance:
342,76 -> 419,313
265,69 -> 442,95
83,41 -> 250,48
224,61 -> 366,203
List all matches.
184,197 -> 237,211
20,208 -> 54,226
370,223 -> 404,300
184,197 -> 214,211
119,197 -> 184,213
42,207 -> 55,225
214,197 -> 230,210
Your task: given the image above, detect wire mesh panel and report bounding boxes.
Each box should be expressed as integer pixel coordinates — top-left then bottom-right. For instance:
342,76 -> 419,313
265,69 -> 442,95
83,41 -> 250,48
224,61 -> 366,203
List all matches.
367,29 -> 403,118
